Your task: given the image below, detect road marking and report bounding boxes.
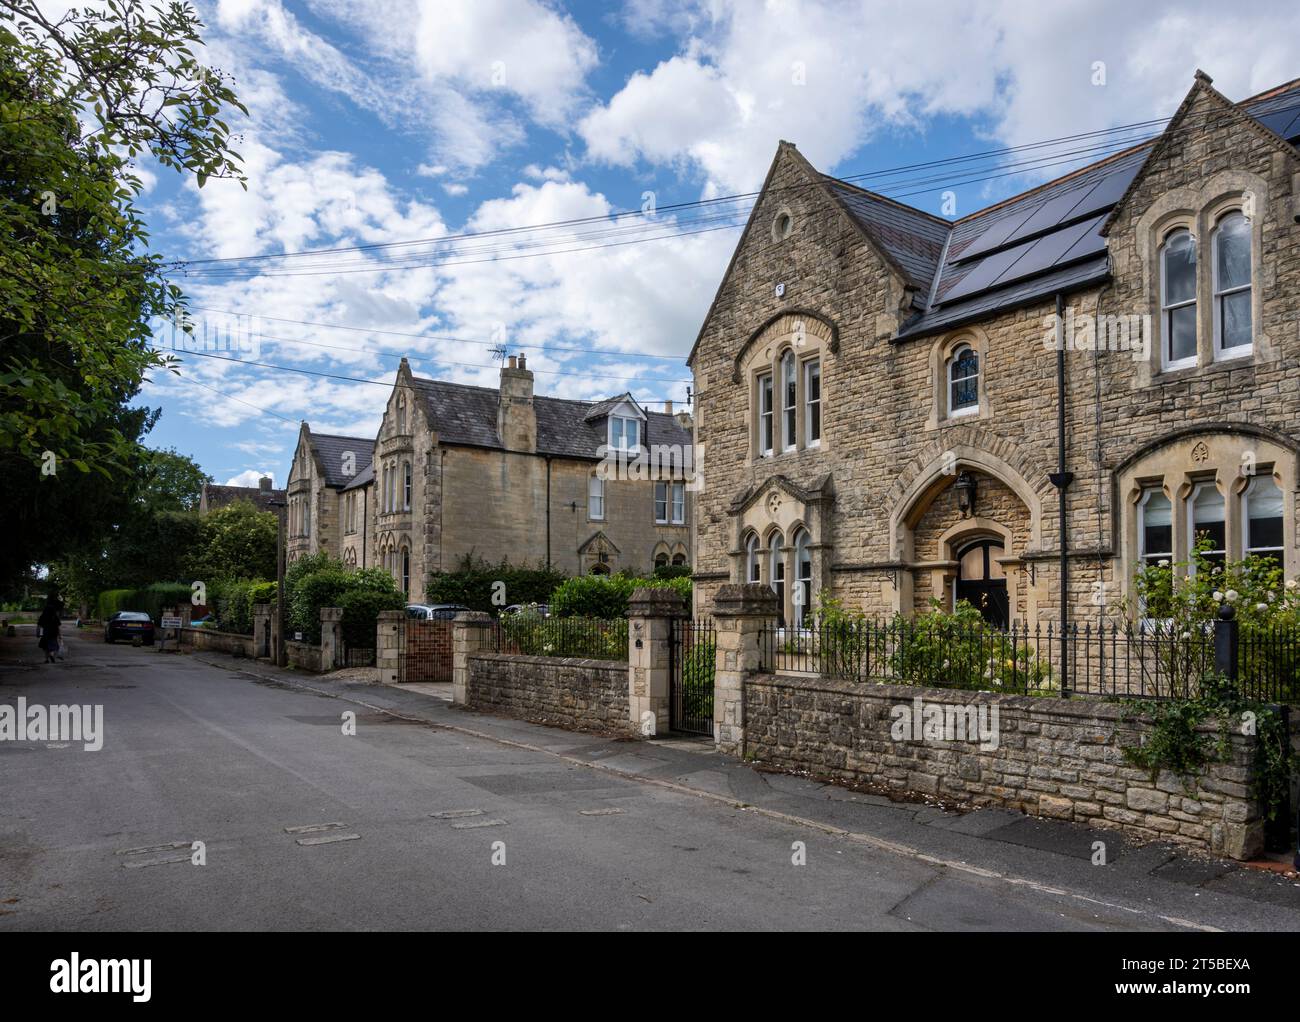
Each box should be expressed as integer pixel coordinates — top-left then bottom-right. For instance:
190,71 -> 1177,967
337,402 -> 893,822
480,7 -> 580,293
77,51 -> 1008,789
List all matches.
450,818 -> 508,830
122,853 -> 191,869
115,841 -> 191,856
430,809 -> 484,819
284,822 -> 346,835
199,654 -> 1225,933
578,808 -> 625,816
295,832 -> 361,846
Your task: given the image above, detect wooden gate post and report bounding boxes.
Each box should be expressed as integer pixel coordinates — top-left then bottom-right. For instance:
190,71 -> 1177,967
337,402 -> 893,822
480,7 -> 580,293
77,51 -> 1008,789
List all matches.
712,583 -> 779,755
627,588 -> 688,737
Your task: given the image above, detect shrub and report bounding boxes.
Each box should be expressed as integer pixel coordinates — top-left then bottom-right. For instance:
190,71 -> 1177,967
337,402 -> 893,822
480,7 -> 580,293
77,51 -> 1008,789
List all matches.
209,578 -> 255,634
500,610 -> 628,660
338,588 -> 406,649
889,599 -> 1054,694
550,572 -> 690,618
425,554 -> 567,613
653,563 -> 692,581
287,556 -> 401,643
95,583 -> 193,623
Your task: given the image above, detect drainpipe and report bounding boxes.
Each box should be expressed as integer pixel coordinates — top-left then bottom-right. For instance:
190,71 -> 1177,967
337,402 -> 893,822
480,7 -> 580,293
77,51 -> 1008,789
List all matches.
1048,292 -> 1075,696
545,455 -> 552,568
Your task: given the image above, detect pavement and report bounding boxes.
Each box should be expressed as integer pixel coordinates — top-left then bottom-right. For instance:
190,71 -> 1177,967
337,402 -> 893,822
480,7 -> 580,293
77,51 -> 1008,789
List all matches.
2,627 -> 1299,931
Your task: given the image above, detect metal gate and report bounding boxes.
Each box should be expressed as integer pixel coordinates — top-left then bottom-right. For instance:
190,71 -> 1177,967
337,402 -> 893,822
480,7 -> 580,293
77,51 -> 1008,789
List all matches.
669,617 -> 715,737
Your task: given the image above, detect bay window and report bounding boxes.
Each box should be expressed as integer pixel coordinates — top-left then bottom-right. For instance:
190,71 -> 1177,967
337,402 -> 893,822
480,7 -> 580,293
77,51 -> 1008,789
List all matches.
1188,481 -> 1226,573
1243,476 -> 1284,570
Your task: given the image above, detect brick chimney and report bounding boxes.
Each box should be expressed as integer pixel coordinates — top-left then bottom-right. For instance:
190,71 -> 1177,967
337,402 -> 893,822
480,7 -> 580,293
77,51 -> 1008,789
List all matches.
497,352 -> 536,453
259,476 -> 272,491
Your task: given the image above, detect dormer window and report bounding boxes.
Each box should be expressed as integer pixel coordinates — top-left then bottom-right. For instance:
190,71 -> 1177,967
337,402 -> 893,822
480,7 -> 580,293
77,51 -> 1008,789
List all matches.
610,415 -> 640,452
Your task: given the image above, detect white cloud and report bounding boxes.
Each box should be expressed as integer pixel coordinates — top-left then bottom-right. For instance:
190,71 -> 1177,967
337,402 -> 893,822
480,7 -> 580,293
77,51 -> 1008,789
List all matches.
582,0 -> 1300,199
224,469 -> 276,486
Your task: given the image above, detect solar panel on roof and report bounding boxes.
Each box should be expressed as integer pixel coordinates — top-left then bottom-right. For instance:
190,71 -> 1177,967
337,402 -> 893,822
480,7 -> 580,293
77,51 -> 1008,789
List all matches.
1253,106 -> 1300,140
1001,181 -> 1099,245
949,204 -> 1036,262
938,238 -> 1036,304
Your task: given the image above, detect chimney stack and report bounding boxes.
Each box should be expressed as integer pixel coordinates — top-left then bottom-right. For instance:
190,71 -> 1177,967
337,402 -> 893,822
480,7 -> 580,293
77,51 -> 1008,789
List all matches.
664,399 -> 673,415
498,352 -> 536,453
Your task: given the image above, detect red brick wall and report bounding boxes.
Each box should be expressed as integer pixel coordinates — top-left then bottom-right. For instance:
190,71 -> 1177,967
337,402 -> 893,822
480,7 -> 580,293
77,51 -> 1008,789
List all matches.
407,619 -> 452,683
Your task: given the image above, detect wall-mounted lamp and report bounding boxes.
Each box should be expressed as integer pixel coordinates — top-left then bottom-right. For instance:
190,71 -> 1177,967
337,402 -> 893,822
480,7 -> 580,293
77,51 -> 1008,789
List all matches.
955,471 -> 977,519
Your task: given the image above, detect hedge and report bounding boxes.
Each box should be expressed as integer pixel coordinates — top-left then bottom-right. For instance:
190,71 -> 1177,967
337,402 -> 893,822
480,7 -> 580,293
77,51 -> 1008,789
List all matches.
94,583 -> 193,623
425,554 -> 567,613
549,573 -> 690,618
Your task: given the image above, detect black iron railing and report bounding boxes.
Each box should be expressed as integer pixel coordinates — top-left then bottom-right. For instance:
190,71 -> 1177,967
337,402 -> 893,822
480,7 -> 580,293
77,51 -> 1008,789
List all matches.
471,615 -> 629,662
757,617 -> 1298,702
670,617 -> 715,736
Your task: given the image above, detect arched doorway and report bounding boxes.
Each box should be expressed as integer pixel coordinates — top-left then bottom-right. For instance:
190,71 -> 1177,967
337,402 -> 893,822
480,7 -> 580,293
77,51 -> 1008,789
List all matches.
955,539 -> 1008,628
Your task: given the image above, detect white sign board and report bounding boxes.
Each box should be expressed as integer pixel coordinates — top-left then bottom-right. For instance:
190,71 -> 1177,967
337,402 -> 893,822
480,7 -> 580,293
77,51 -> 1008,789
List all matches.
161,616 -> 183,628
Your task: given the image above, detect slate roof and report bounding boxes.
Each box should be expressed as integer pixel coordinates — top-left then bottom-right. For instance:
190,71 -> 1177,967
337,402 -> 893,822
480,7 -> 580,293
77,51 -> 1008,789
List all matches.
341,460 -> 373,492
201,482 -> 285,513
812,76 -> 1300,341
412,376 -> 690,460
307,432 -> 375,488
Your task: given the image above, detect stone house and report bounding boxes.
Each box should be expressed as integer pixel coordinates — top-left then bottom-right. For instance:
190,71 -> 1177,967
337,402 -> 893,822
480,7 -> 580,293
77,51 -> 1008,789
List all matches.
292,355 -> 693,599
285,424 -> 375,565
688,71 -> 1300,630
199,475 -> 285,514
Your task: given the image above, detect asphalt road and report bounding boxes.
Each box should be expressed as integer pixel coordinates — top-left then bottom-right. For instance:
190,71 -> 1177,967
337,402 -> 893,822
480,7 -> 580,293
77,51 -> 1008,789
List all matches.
2,631 -> 1298,931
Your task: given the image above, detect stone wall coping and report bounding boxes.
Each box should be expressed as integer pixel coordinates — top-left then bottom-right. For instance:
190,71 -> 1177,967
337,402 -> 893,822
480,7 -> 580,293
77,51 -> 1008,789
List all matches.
453,610 -> 493,623
714,582 -> 779,616
627,587 -> 689,618
180,626 -> 252,640
377,609 -> 406,622
749,672 -> 1254,737
320,606 -> 343,622
468,651 -> 627,671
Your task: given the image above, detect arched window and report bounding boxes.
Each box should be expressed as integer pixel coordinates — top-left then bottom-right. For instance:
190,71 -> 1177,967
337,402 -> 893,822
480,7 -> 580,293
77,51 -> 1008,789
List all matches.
401,547 -> 410,596
947,343 -> 979,416
1243,475 -> 1284,569
671,552 -> 686,567
768,531 -> 785,626
1137,487 -> 1172,570
1189,481 -> 1226,574
655,552 -> 669,569
1212,211 -> 1251,357
794,529 -> 812,627
758,372 -> 774,456
303,495 -> 311,538
403,461 -> 412,511
745,533 -> 761,583
588,474 -> 604,520
781,351 -> 797,451
1160,228 -> 1197,369
590,563 -> 610,575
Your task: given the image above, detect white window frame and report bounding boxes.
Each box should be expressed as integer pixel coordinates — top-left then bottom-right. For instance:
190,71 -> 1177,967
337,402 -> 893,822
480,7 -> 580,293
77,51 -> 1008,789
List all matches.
670,482 -> 685,525
1187,480 -> 1227,575
1160,228 -> 1198,371
794,529 -> 813,627
804,358 -> 821,447
1242,474 -> 1284,563
588,474 -> 605,520
403,460 -> 412,511
654,481 -> 669,524
758,372 -> 774,457
610,415 -> 640,453
745,533 -> 760,583
781,351 -> 797,452
1137,486 -> 1173,568
768,532 -> 785,624
947,344 -> 979,418
1211,211 -> 1252,361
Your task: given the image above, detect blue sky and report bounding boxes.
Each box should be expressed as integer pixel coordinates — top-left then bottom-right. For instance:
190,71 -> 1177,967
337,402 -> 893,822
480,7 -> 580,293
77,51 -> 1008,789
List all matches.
132,0 -> 1300,488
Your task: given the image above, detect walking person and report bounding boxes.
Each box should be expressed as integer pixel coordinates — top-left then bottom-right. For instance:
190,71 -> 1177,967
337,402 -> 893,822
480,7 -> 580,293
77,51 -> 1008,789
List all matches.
37,596 -> 62,664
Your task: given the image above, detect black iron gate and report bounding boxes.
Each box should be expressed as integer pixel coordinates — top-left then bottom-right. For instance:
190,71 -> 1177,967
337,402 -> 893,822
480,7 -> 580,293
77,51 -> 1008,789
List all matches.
669,617 -> 715,737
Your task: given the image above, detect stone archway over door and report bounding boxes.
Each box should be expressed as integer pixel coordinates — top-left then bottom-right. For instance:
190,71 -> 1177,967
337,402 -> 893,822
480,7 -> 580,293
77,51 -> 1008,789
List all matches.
955,539 -> 1008,628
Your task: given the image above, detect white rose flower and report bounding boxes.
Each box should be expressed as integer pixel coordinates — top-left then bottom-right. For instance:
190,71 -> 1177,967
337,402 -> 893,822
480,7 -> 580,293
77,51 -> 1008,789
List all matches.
1288,579 -> 1298,590
1225,589 -> 1239,603
1212,590 -> 1224,602
1256,603 -> 1268,613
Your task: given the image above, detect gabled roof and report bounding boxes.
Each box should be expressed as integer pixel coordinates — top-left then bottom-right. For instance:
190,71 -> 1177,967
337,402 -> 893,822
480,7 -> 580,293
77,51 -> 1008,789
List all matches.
201,482 -> 286,513
583,392 -> 644,422
411,376 -> 690,460
701,73 -> 1300,347
307,431 -> 374,488
341,460 -> 374,491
